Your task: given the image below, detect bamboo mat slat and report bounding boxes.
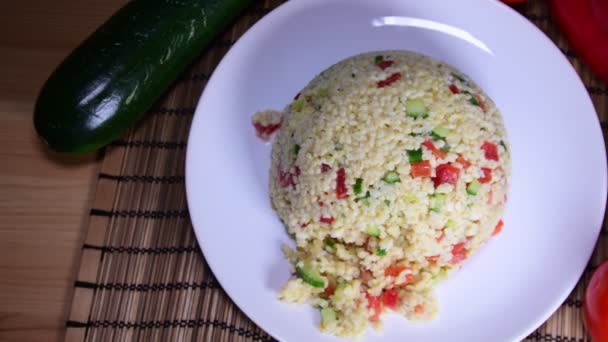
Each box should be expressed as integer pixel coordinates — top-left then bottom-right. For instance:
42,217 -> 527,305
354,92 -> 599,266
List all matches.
65,1 -> 608,341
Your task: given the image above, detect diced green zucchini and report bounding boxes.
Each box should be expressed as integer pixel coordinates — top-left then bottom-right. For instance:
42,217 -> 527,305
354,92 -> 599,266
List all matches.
406,98 -> 428,118
432,125 -> 450,138
441,142 -> 451,152
430,193 -> 446,213
321,307 -> 337,323
366,225 -> 380,237
445,219 -> 456,230
376,248 -> 387,256
292,144 -> 300,156
468,96 -> 480,106
432,267 -> 448,285
296,262 -> 326,288
292,98 -> 305,111
404,193 -> 418,203
324,237 -> 336,252
382,171 -> 400,184
499,140 -> 508,152
384,199 -> 391,207
407,149 -> 423,163
466,179 -> 481,195
353,178 -> 363,195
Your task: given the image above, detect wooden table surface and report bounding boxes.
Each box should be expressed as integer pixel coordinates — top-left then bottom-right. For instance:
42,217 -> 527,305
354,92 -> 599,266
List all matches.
0,2 -> 127,341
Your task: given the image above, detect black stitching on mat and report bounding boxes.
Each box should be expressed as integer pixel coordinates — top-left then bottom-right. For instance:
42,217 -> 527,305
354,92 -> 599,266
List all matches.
66,321 -> 89,328
73,281 -> 218,291
83,245 -> 198,255
526,331 -> 584,342
82,243 -> 104,251
110,140 -> 187,149
587,86 -> 608,96
98,173 -> 185,184
563,298 -> 583,308
89,209 -> 189,219
77,319 -> 274,341
74,281 -> 98,289
148,107 -> 195,116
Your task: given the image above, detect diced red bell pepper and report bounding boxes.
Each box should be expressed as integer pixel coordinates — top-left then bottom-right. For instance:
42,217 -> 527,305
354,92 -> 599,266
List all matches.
383,289 -> 399,310
432,163 -> 460,187
450,242 -> 468,264
414,304 -> 425,314
422,140 -> 447,159
426,255 -> 440,265
456,155 -> 471,169
278,170 -> 295,188
320,216 -> 335,224
481,141 -> 499,161
449,84 -> 460,94
377,72 -> 402,88
436,230 -> 445,242
321,163 -> 331,173
322,280 -> 336,298
376,60 -> 394,70
366,293 -> 383,321
410,160 -> 432,178
336,168 -> 348,199
492,219 -> 504,236
479,167 -> 492,183
384,265 -> 408,277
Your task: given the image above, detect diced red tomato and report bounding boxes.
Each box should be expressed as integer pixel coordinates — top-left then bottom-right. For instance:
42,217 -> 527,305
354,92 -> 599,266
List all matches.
377,72 -> 402,88
336,168 -> 348,199
376,60 -> 394,70
492,219 -> 504,236
300,222 -> 310,228
410,160 -> 432,178
450,242 -> 468,264
414,304 -> 425,314
422,140 -> 447,159
320,216 -> 335,224
481,141 -> 499,161
583,261 -> 608,342
366,293 -> 383,321
432,163 -> 460,187
322,280 -> 336,298
383,289 -> 399,310
479,167 -> 492,183
321,163 -> 331,173
456,155 -> 471,169
426,255 -> 440,265
449,84 -> 460,94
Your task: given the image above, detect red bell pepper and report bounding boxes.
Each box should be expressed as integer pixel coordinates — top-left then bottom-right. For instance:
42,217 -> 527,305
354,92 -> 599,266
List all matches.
549,0 -> 608,83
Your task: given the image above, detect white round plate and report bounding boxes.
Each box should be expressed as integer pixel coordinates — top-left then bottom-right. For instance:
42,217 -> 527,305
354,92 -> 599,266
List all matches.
185,0 -> 607,341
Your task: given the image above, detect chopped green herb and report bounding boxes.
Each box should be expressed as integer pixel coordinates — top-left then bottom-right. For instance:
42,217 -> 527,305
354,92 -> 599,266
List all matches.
406,98 -> 428,119
292,98 -> 305,111
376,248 -> 387,256
374,55 -> 383,64
360,197 -> 370,206
382,171 -> 400,184
351,73 -> 356,78
466,179 -> 481,195
451,73 -> 466,82
366,225 -> 380,237
409,132 -> 425,137
324,237 -> 335,248
480,127 -> 487,131
353,178 -> 363,195
432,125 -> 450,138
293,144 -> 300,156
468,96 -> 480,106
354,191 -> 371,206
499,140 -> 508,152
441,143 -> 451,152
407,149 -> 423,163
384,199 -> 391,207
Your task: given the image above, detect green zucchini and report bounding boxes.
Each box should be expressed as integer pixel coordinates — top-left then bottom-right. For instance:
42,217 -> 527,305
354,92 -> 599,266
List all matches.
34,0 -> 253,153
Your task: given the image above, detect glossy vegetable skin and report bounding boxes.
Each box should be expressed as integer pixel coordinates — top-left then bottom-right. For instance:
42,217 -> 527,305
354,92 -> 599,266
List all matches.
584,260 -> 608,342
549,0 -> 608,83
34,0 -> 253,153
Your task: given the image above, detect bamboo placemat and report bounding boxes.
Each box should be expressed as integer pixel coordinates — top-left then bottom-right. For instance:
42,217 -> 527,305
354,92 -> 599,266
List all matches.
65,1 -> 608,341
